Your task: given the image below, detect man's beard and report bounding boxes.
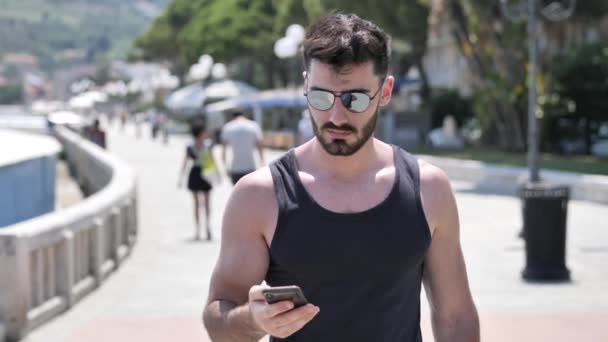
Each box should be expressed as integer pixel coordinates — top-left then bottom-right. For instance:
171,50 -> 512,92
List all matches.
310,106 -> 379,156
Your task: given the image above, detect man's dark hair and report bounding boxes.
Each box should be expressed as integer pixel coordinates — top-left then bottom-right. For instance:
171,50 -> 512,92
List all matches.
231,111 -> 245,120
190,120 -> 206,137
303,13 -> 391,78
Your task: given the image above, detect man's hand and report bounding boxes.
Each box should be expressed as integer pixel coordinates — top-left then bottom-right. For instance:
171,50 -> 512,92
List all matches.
249,285 -> 319,339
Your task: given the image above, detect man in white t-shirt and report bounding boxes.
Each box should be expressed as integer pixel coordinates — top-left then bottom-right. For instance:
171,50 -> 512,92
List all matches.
297,109 -> 314,145
220,111 -> 265,184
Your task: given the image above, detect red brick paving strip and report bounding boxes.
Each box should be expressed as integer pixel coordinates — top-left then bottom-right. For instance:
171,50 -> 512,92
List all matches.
64,311 -> 608,342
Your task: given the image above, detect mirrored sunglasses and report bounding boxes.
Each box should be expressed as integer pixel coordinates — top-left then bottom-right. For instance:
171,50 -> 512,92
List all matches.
304,84 -> 383,113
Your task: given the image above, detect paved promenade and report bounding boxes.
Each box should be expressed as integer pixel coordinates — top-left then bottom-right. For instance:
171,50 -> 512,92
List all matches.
23,123 -> 608,341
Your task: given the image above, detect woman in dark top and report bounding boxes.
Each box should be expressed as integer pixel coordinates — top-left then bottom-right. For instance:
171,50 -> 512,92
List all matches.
179,121 -> 217,240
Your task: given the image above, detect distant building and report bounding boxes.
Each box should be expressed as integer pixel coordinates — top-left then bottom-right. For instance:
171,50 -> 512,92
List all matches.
2,52 -> 39,67
56,48 -> 87,62
423,0 -> 473,96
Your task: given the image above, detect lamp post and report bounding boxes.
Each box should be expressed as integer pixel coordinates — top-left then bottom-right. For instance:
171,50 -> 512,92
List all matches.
500,0 -> 576,182
187,54 -> 214,84
274,24 -> 305,88
500,0 -> 576,282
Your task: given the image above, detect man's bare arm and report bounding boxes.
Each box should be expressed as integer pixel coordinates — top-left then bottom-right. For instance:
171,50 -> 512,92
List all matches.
178,151 -> 189,187
419,161 -> 479,342
221,143 -> 227,169
204,301 -> 264,342
257,141 -> 265,166
203,169 -> 276,341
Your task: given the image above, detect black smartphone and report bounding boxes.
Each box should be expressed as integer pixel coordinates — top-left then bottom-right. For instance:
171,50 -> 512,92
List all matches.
262,285 -> 308,308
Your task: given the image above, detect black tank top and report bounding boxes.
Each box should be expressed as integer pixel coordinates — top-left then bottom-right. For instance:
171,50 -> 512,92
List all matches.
266,145 -> 431,342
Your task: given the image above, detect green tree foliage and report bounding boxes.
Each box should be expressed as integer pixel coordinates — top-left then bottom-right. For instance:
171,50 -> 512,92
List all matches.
446,1 -> 528,150
542,43 -> 608,153
447,0 -> 608,150
428,89 -> 473,129
178,0 -> 277,65
137,0 -> 432,89
0,0 -> 164,71
134,0 -> 206,77
0,85 -> 23,104
562,0 -> 608,19
552,44 -> 608,122
137,0 -> 280,85
134,14 -> 180,61
272,0 -> 313,35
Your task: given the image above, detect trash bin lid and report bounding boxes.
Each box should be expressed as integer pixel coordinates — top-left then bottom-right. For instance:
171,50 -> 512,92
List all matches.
519,182 -> 570,198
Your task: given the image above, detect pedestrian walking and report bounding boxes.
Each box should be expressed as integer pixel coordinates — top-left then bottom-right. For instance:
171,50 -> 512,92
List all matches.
158,111 -> 169,145
297,109 -> 314,145
203,13 -> 479,342
179,120 -> 218,241
85,118 -> 106,149
220,111 -> 264,184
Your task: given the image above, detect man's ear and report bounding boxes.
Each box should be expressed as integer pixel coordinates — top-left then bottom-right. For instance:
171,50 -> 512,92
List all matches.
379,75 -> 394,107
303,71 -> 308,91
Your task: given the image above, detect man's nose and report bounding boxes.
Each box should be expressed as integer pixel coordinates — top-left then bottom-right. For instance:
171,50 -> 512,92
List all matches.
328,99 -> 350,126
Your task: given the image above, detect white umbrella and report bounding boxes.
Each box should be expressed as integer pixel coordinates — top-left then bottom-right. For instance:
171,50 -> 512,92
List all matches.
165,82 -> 206,111
68,96 -> 95,109
204,79 -> 257,99
31,100 -> 63,115
82,90 -> 108,103
165,80 -> 257,113
48,110 -> 85,126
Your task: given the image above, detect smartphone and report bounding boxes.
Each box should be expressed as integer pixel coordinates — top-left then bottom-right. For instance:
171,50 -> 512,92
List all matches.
262,285 -> 308,308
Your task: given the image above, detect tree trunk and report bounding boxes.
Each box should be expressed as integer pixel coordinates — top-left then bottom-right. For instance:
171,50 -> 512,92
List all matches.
493,104 -> 512,149
263,59 -> 276,89
277,60 -> 289,88
504,105 -> 526,151
584,117 -> 592,155
414,54 -> 431,101
447,0 -> 529,151
243,61 -> 255,85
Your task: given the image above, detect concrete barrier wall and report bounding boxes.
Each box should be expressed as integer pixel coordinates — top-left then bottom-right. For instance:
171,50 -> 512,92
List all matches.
0,127 -> 137,341
0,130 -> 61,227
0,157 -> 57,227
420,154 -> 608,204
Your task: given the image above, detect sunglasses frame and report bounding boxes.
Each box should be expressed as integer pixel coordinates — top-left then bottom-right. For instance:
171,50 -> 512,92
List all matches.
304,77 -> 386,114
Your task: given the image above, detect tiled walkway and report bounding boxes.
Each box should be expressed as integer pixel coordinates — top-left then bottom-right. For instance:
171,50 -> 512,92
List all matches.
23,123 -> 608,341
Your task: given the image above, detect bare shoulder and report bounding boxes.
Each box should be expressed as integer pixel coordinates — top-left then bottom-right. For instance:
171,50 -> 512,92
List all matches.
417,158 -> 451,192
224,166 -> 278,240
416,159 -> 457,236
232,166 -> 275,197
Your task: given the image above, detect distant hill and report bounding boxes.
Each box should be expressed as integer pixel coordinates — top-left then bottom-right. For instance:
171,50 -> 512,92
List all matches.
0,0 -> 169,71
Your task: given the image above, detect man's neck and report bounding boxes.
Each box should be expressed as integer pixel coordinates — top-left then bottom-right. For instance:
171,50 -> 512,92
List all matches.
309,138 -> 383,179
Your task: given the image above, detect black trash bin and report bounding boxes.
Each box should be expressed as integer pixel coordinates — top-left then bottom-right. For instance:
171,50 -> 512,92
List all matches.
519,182 -> 570,282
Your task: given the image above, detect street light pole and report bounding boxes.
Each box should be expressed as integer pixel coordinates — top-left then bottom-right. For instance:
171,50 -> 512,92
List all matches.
501,0 -> 576,183
274,24 -> 306,89
527,0 -> 540,182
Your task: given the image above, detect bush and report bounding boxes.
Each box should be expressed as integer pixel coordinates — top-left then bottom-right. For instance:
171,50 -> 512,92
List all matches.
542,43 -> 608,153
0,84 -> 23,104
427,88 -> 473,129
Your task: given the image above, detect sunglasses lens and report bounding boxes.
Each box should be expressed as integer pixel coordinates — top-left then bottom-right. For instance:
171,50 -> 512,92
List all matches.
342,92 -> 370,113
307,90 -> 334,111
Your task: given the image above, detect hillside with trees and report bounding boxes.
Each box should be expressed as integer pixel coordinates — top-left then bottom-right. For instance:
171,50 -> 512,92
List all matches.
0,0 -> 168,70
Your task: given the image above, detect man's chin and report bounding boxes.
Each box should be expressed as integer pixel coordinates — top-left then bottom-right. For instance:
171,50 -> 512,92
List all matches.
321,140 -> 359,156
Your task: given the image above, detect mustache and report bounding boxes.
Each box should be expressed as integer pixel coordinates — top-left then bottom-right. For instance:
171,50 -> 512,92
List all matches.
321,122 -> 356,133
